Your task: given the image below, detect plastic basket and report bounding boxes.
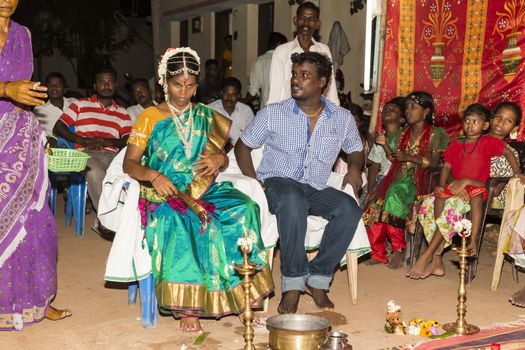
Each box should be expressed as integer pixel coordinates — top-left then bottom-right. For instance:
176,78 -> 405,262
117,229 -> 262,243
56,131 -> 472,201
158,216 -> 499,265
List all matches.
47,148 -> 90,172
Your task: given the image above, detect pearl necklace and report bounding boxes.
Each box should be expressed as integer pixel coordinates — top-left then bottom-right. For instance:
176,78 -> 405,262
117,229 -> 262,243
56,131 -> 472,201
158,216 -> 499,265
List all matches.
167,100 -> 195,159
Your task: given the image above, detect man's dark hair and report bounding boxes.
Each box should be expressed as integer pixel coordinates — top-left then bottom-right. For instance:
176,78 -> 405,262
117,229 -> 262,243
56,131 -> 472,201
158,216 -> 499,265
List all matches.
44,72 -> 66,86
494,101 -> 522,126
131,78 -> 149,89
205,59 -> 219,68
296,1 -> 320,18
222,77 -> 241,92
94,66 -> 118,81
291,52 -> 332,90
464,103 -> 491,122
268,32 -> 287,50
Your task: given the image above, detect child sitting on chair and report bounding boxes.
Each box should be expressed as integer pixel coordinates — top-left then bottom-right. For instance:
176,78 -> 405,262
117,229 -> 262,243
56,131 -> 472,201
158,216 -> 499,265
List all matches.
408,103 -> 524,280
364,97 -> 406,207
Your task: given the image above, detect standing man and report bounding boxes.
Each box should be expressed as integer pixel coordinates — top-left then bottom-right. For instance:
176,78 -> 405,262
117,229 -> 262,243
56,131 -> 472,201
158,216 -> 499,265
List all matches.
208,77 -> 254,151
34,72 -> 76,146
267,1 -> 339,105
246,32 -> 287,109
235,52 -> 363,314
54,67 -> 131,237
127,78 -> 155,124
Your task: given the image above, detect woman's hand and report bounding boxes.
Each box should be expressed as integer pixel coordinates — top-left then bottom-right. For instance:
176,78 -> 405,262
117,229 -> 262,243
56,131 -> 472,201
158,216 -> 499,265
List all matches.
193,152 -> 227,177
448,179 -> 469,195
375,132 -> 386,146
5,80 -> 47,106
150,172 -> 178,197
433,186 -> 444,195
392,150 -> 411,162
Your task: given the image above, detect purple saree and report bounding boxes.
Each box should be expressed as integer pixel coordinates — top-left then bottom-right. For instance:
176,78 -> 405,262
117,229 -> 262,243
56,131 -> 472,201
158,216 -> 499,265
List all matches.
0,21 -> 57,330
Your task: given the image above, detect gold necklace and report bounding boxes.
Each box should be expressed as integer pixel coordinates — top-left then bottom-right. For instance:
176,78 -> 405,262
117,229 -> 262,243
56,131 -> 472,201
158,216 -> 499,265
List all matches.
303,103 -> 324,118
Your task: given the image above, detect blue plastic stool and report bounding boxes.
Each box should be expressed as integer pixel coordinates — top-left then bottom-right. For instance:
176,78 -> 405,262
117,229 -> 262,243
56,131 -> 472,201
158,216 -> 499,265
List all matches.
128,274 -> 158,328
65,172 -> 88,237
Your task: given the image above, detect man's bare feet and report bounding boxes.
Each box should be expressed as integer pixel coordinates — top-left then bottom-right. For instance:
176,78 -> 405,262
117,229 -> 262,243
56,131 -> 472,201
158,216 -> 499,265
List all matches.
180,317 -> 203,333
45,305 -> 72,321
466,242 -> 478,256
387,249 -> 405,269
278,290 -> 301,314
429,254 -> 445,277
306,285 -> 334,310
509,287 -> 525,307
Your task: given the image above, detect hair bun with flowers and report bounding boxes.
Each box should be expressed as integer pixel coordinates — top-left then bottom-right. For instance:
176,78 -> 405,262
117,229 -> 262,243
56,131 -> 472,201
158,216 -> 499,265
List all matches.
157,47 -> 201,87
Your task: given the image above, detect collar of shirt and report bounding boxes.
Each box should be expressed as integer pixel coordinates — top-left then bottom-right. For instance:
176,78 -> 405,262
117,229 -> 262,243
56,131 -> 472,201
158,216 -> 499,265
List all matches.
89,94 -> 118,110
290,36 -> 320,53
292,96 -> 334,119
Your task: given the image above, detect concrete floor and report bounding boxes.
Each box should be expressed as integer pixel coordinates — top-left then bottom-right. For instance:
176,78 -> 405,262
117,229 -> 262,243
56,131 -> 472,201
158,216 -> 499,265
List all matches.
4,203 -> 525,350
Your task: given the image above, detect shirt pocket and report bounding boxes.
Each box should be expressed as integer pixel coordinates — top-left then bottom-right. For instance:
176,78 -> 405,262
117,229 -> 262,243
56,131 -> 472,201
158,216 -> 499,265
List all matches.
318,136 -> 342,164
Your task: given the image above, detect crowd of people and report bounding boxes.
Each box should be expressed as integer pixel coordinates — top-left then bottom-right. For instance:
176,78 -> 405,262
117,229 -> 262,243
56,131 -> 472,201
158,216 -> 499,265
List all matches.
3,0 -> 525,336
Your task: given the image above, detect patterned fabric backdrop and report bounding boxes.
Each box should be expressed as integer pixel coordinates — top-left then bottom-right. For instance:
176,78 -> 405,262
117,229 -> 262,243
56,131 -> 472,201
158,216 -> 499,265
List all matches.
380,0 -> 525,140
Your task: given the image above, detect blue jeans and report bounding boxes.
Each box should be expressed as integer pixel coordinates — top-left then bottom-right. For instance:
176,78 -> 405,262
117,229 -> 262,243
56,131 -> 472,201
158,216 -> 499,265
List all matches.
264,177 -> 361,292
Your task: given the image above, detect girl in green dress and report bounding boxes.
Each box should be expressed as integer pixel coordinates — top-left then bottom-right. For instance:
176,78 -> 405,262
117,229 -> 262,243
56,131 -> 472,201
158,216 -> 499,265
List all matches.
363,92 -> 449,268
123,48 -> 273,333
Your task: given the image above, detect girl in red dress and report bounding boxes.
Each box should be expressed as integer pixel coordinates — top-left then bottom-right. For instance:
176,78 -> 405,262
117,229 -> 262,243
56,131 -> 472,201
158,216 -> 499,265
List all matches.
408,103 -> 524,279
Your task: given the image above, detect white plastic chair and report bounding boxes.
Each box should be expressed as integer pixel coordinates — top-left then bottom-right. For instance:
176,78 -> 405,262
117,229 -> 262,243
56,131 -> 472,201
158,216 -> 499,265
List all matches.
218,148 -> 371,310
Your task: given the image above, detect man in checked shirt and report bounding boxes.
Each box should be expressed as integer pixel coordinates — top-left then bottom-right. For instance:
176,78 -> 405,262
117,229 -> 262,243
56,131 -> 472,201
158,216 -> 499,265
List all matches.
235,52 -> 364,314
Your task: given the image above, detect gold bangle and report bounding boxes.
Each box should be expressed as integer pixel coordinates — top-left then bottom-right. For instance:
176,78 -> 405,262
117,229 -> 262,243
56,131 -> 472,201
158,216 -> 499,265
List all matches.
421,157 -> 430,168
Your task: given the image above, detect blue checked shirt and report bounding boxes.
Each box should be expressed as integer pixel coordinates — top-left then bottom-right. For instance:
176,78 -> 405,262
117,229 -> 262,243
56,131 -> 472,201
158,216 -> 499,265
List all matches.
241,97 -> 363,190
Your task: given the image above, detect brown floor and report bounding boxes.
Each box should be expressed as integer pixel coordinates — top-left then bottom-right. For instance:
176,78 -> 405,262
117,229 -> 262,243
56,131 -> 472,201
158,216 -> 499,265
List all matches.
3,203 -> 525,349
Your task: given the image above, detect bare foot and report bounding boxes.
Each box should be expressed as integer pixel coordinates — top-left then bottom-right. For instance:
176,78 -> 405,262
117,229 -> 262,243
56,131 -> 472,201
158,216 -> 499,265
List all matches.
429,254 -> 445,277
466,242 -> 478,256
406,253 -> 433,279
278,290 -> 301,314
45,305 -> 72,321
509,287 -> 525,307
306,285 -> 334,310
180,317 -> 203,333
387,249 -> 405,269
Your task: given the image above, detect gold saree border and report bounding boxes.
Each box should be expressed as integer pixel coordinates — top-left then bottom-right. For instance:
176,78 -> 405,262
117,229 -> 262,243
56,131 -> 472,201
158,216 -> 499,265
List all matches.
459,0 -> 488,113
185,109 -> 232,200
397,0 -> 416,95
156,265 -> 274,316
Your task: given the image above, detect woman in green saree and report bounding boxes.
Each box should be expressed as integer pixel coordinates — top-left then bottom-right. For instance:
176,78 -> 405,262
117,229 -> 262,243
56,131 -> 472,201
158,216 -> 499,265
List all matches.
123,48 -> 273,333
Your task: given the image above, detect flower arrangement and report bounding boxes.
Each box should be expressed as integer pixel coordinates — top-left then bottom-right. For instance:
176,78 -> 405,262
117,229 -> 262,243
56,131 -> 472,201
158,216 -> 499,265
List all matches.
237,236 -> 253,254
453,218 -> 472,238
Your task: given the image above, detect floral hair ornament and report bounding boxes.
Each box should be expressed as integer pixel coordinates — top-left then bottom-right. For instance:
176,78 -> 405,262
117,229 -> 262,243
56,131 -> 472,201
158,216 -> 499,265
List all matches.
409,94 -> 423,106
157,47 -> 201,100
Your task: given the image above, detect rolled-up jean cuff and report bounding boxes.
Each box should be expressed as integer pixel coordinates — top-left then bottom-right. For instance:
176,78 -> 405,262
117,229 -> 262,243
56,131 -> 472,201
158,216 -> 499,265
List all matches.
306,273 -> 332,291
282,275 -> 306,292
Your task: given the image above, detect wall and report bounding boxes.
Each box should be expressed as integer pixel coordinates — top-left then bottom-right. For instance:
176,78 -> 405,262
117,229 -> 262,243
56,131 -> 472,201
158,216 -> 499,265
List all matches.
232,4 -> 259,94
152,0 -> 367,105
320,0 -> 367,106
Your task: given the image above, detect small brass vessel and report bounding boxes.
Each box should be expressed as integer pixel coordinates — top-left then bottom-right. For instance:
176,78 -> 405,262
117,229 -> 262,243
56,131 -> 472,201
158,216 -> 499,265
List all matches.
266,314 -> 331,350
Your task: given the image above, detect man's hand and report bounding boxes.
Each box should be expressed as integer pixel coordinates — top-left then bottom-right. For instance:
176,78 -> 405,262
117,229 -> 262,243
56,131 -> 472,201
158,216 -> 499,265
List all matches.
342,168 -> 362,195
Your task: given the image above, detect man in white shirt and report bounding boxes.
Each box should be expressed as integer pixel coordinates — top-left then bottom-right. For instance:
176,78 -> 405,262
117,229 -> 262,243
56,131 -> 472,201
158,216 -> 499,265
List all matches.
246,32 -> 287,109
126,78 -> 156,124
34,72 -> 76,146
208,77 -> 254,151
267,1 -> 339,106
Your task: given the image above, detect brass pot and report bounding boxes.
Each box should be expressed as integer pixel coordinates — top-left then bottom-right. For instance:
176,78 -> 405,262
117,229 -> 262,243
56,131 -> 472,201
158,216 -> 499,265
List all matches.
266,314 -> 331,350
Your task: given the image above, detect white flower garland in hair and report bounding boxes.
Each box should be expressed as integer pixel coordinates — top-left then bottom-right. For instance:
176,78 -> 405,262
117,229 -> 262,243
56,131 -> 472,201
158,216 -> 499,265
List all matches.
157,47 -> 201,100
